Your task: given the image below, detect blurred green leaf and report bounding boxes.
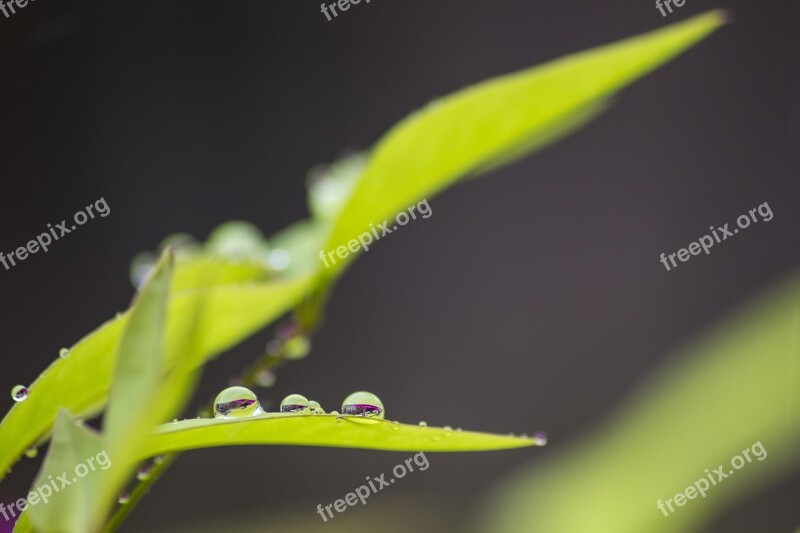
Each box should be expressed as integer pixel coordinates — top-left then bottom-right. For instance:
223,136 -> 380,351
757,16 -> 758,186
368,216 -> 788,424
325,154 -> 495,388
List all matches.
26,412 -> 106,533
322,10 -> 727,274
139,414 -> 536,457
484,272 -> 800,533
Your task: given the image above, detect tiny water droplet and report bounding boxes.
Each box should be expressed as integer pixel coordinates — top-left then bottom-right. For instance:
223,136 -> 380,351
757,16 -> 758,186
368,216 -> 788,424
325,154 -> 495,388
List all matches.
59,347 -> 70,359
308,401 -> 325,414
172,419 -> 178,424
267,249 -> 291,271
136,465 -> 151,480
118,492 -> 130,505
281,393 -> 310,413
11,385 -> 28,402
283,335 -> 311,360
153,456 -> 164,465
456,427 -> 462,432
533,431 -> 548,446
214,386 -> 262,418
24,446 -> 38,458
265,340 -> 282,356
443,425 -> 452,431
330,410 -> 339,416
255,369 -> 276,388
341,391 -> 384,419
419,421 -> 427,427
158,233 -> 199,257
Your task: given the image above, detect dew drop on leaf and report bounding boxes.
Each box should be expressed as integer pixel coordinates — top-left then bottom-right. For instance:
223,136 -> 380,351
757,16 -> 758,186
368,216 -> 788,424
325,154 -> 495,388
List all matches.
136,465 -> 151,480
214,386 -> 263,418
341,391 -> 384,419
24,446 -> 38,458
118,492 -> 130,505
11,385 -> 28,402
280,393 -> 310,413
59,347 -> 70,359
533,431 -> 548,446
419,421 -> 427,427
308,400 -> 325,414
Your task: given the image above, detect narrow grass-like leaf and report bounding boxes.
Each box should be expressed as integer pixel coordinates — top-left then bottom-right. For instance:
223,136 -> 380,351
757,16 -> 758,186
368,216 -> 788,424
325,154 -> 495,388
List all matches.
139,415 -> 536,458
322,11 -> 727,274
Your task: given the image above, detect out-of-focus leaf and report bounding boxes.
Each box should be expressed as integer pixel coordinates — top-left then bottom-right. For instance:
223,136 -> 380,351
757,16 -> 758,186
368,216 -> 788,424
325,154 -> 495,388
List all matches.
483,272 -> 800,533
322,11 -> 727,274
139,414 -> 537,458
25,412 -> 106,533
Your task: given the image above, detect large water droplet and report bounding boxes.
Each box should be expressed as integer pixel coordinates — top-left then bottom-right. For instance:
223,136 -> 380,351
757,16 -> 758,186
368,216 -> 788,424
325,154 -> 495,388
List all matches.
59,347 -> 70,359
308,401 -> 325,414
280,394 -> 310,413
283,335 -> 311,360
11,385 -> 28,402
341,391 -> 384,419
24,446 -> 38,458
213,386 -> 262,418
254,369 -> 276,388
533,431 -> 548,446
118,492 -> 130,505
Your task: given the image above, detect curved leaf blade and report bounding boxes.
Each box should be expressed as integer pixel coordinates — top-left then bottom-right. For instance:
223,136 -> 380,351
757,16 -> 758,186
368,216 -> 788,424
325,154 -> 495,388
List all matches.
139,414 -> 537,458
323,11 -> 727,274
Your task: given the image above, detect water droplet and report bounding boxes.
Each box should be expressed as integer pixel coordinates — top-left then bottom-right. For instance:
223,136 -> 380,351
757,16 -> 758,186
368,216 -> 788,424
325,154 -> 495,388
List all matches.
330,410 -> 339,416
533,431 -> 548,446
11,385 -> 28,402
443,425 -> 452,431
59,347 -> 70,359
24,446 -> 38,458
254,369 -> 276,388
129,252 -> 157,289
308,401 -> 325,414
153,456 -> 164,465
213,386 -> 262,418
418,421 -> 427,427
267,249 -> 291,271
118,492 -> 130,505
136,465 -> 151,480
341,391 -> 384,419
456,427 -> 462,432
283,335 -> 311,360
265,340 -> 282,356
206,221 -> 264,259
280,393 -> 310,413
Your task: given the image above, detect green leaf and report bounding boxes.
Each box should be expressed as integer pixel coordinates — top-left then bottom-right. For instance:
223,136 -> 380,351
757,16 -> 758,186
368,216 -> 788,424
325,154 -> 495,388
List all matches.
484,271 -> 800,533
26,411 -> 106,533
138,415 -> 537,458
104,250 -> 174,451
322,10 -> 727,274
0,274 -> 315,483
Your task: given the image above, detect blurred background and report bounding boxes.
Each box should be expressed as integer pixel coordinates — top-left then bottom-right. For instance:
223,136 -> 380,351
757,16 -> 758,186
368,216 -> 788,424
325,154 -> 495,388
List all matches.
1,0 -> 799,531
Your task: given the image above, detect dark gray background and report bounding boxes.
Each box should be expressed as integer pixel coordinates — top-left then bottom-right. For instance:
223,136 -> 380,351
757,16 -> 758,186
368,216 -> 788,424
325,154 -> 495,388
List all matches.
1,0 -> 798,531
